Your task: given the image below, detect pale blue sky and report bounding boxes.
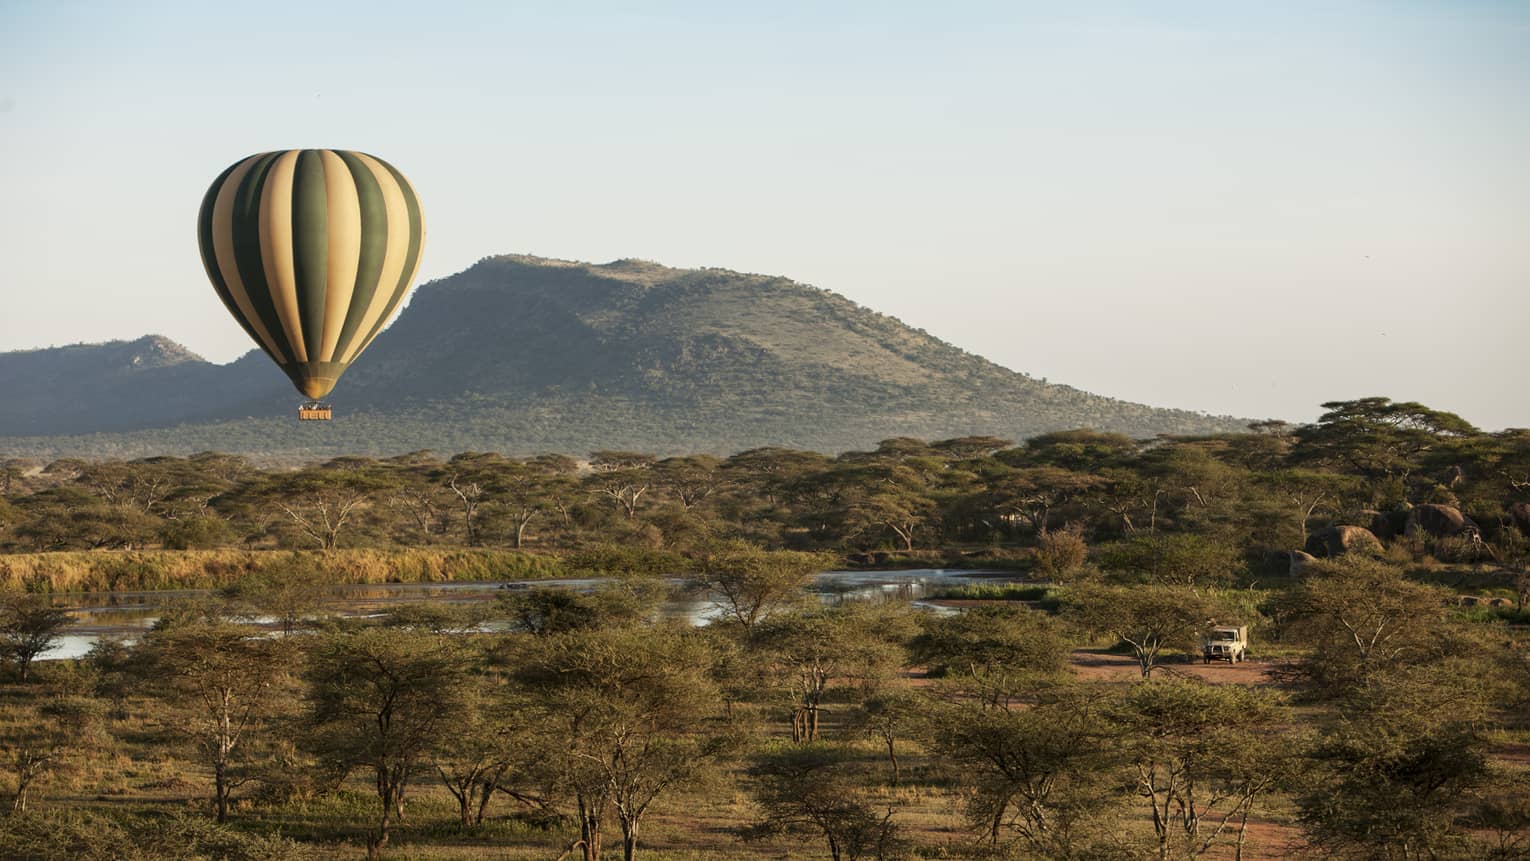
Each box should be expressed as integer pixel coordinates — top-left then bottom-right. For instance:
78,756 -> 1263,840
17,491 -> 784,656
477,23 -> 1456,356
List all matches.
2,1 -> 1527,428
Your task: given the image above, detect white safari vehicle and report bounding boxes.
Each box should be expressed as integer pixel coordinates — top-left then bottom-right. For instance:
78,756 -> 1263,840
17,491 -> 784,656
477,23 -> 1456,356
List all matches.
1201,625 -> 1248,664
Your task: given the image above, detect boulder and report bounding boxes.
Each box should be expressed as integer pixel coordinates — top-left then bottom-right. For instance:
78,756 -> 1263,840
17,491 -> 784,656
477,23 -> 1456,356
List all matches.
1304,525 -> 1383,559
1288,549 -> 1318,575
1405,504 -> 1480,540
1368,507 -> 1410,540
1357,509 -> 1391,539
1509,501 -> 1530,536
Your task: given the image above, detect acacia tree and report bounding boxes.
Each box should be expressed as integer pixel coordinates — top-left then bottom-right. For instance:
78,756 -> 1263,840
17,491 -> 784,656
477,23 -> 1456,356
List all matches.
1285,557 -> 1452,694
1093,469 -> 1167,536
1298,664 -> 1497,859
491,457 -> 576,549
753,606 -> 908,743
442,452 -> 513,546
303,627 -> 473,859
1097,533 -> 1244,591
1293,398 -> 1478,482
432,676 -> 523,828
587,451 -> 657,521
514,624 -> 731,861
1066,585 -> 1219,678
723,447 -> 834,508
927,683 -> 1121,854
1115,678 -> 1292,861
989,466 -> 1102,537
386,458 -> 454,543
747,743 -> 901,861
909,606 -> 1071,707
11,487 -> 161,551
853,689 -> 921,786
0,595 -> 71,683
1262,469 -> 1357,544
653,455 -> 724,511
838,464 -> 937,552
219,554 -> 330,635
698,542 -> 829,634
250,467 -> 387,550
136,620 -> 292,822
0,496 -> 16,548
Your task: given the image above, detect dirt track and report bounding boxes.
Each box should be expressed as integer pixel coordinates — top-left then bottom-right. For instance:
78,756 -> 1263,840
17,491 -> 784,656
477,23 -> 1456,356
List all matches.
1069,648 -> 1291,685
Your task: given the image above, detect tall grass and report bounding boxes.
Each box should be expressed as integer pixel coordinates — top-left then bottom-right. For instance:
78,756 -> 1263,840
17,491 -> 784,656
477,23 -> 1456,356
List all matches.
923,583 -> 1050,601
0,549 -> 567,594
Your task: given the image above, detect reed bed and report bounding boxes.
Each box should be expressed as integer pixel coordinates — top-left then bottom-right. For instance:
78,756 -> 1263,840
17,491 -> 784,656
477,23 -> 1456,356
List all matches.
923,583 -> 1050,601
0,548 -> 567,593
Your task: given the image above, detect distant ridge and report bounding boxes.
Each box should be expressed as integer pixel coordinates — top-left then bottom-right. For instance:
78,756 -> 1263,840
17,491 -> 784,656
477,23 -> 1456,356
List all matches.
0,256 -> 1251,461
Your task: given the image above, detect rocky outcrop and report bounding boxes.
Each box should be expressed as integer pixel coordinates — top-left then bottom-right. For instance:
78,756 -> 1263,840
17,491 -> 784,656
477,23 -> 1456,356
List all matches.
1304,525 -> 1383,559
1405,504 -> 1480,540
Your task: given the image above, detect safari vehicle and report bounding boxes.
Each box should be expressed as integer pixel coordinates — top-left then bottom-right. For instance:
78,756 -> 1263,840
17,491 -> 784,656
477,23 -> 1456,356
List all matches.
1202,625 -> 1248,664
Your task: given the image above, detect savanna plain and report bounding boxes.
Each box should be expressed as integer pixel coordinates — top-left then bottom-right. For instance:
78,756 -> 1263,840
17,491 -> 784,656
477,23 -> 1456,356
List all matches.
1,398 -> 1528,861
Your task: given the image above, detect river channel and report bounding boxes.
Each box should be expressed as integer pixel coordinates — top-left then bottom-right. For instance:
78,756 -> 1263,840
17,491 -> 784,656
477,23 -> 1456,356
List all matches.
38,568 -> 1021,660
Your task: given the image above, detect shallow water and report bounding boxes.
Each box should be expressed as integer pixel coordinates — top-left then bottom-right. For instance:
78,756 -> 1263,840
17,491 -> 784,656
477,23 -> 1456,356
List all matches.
38,568 -> 1015,660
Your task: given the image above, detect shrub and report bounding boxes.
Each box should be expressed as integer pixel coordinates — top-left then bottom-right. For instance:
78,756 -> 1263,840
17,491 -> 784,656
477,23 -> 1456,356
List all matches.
1035,526 -> 1088,578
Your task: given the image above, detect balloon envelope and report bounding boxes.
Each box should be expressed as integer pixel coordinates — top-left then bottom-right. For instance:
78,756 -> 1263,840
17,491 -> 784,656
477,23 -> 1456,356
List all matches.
196,149 -> 424,400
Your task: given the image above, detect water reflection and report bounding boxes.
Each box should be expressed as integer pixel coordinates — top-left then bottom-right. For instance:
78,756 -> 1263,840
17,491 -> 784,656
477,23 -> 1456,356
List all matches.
40,568 -> 1016,660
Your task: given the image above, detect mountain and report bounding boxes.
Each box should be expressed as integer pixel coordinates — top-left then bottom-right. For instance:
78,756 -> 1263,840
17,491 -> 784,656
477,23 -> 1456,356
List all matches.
0,336 -> 278,436
0,256 -> 1250,461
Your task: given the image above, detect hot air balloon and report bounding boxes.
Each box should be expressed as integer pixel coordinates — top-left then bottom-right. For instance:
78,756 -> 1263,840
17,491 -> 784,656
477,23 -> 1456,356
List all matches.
196,150 -> 424,421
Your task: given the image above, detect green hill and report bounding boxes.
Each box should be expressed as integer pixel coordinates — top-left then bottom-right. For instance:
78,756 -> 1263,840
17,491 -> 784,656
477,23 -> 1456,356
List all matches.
0,256 -> 1249,461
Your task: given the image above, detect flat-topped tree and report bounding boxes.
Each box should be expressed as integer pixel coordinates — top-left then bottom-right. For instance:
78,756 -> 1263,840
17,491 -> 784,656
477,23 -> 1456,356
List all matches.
1065,585 -> 1220,679
513,624 -> 731,861
303,627 -> 473,859
1294,397 -> 1478,480
927,683 -> 1122,853
235,466 -> 390,550
911,605 -> 1070,706
586,451 -> 657,521
1114,678 -> 1293,861
0,595 -> 71,682
697,541 -> 830,634
135,619 -> 292,823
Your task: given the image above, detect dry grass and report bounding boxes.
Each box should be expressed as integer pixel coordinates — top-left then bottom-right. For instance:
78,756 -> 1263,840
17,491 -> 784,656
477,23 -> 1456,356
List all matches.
0,549 -> 566,594
0,644 -> 1328,861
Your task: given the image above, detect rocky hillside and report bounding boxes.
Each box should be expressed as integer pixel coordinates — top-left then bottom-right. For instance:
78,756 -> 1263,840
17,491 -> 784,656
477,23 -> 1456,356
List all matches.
0,256 -> 1249,461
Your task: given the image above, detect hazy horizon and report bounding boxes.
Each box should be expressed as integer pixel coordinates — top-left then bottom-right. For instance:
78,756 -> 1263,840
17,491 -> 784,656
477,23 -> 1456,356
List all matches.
4,1 -> 1527,429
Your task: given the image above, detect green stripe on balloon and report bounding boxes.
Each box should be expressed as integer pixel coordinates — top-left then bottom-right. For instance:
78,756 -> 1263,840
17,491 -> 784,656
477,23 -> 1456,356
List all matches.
229,151 -> 295,364
290,149 -> 331,363
196,161 -> 265,350
332,150 -> 389,362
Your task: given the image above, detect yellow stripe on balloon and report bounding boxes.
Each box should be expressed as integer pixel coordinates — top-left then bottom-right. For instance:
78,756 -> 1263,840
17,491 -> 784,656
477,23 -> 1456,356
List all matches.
211,154 -> 289,364
258,150 -> 308,363
318,150 -> 362,362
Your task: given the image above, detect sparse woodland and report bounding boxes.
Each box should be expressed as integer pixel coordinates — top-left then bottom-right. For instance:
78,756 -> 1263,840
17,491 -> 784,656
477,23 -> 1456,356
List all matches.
0,397 -> 1527,859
